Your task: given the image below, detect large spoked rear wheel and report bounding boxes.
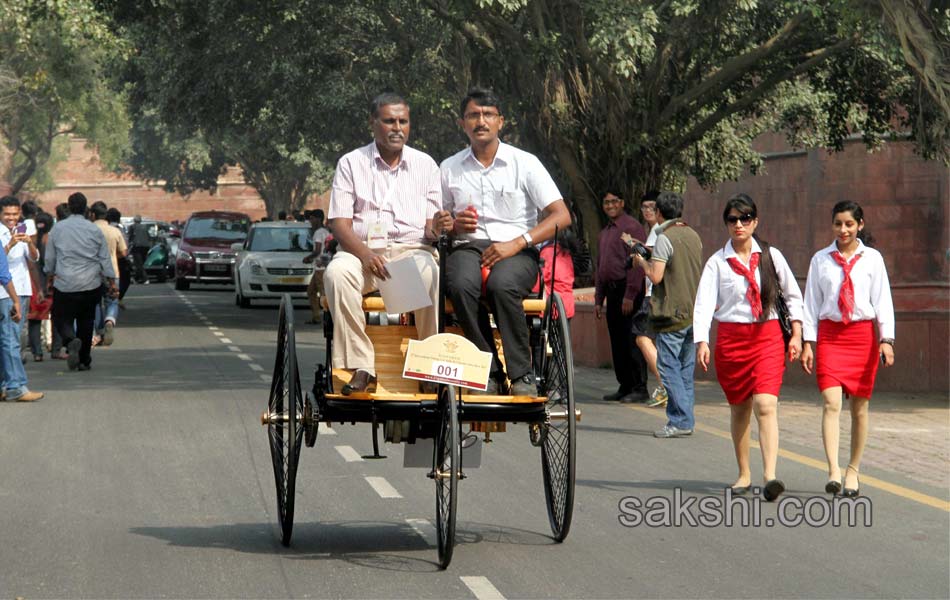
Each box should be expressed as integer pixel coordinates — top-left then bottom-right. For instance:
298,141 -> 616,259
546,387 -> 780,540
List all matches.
539,293 -> 576,542
433,384 -> 460,570
267,294 -> 304,546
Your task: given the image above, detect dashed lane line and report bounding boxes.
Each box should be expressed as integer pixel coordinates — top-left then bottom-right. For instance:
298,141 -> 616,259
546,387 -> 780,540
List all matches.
248,364 -> 264,371
335,445 -> 363,463
365,476 -> 402,499
260,374 -> 270,382
236,354 -> 253,362
460,576 -> 506,600
219,338 -> 233,344
228,346 -> 242,353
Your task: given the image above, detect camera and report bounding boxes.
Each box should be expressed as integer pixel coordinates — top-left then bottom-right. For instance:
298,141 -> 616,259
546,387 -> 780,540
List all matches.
625,242 -> 651,269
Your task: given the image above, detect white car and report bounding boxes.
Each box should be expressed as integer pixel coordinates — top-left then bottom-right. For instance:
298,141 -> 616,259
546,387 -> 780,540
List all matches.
232,222 -> 317,307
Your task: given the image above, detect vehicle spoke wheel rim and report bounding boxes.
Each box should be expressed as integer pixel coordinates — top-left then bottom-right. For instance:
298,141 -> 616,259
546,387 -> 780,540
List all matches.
434,384 -> 459,569
540,293 -> 576,541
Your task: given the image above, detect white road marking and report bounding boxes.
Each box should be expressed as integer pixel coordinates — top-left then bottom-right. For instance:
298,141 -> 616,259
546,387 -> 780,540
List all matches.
212,331 -> 224,337
460,576 -> 506,600
228,345 -> 241,352
260,374 -> 271,382
249,363 -> 263,371
219,338 -> 233,344
405,518 -> 435,546
322,424 -> 337,435
335,445 -> 363,462
237,353 -> 252,361
365,476 -> 402,499
208,326 -> 220,331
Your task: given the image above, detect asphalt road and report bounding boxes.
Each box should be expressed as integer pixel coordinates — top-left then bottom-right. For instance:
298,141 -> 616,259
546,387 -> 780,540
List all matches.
0,283 -> 947,599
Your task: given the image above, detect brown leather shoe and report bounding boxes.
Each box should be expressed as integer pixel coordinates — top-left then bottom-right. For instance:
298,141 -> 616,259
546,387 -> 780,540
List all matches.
13,390 -> 43,402
342,370 -> 377,395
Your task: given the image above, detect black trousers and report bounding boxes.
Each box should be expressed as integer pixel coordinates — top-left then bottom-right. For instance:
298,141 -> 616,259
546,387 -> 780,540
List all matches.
132,247 -> 149,282
52,287 -> 101,367
446,241 -> 539,382
604,281 -> 648,393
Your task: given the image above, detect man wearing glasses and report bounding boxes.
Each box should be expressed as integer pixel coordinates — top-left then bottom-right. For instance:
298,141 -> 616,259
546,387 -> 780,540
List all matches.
441,88 -> 572,396
594,191 -> 648,403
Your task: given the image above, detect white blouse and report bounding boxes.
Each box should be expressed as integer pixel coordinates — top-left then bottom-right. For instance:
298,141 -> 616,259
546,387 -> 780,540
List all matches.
802,240 -> 894,342
693,239 -> 804,344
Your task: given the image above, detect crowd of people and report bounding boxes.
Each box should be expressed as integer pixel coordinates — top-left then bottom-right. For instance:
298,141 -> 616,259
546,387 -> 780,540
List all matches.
594,189 -> 895,501
0,191 -> 138,402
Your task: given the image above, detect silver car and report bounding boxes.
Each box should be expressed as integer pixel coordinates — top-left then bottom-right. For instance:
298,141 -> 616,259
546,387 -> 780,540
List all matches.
232,222 -> 316,307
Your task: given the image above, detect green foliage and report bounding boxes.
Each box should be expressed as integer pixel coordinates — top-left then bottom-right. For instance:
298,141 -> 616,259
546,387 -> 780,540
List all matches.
0,0 -> 130,194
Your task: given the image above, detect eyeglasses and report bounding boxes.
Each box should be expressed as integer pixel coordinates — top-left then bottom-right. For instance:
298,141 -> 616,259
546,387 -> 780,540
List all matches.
603,198 -> 623,205
641,204 -> 657,212
463,110 -> 501,122
725,214 -> 755,225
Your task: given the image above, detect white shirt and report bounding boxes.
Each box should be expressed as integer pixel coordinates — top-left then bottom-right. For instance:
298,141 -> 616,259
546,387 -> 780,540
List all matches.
311,227 -> 329,254
440,142 -> 562,242
802,240 -> 894,341
693,239 -> 804,344
0,228 -> 32,298
644,223 -> 659,296
328,142 -> 441,245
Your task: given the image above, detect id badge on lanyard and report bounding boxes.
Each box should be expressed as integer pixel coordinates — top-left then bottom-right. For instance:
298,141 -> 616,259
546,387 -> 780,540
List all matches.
367,170 -> 397,249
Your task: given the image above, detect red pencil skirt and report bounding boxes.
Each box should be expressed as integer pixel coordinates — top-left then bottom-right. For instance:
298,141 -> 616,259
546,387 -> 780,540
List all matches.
816,319 -> 879,398
715,320 -> 786,405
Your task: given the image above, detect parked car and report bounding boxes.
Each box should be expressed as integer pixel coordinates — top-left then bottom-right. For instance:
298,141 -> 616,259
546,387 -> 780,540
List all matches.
175,210 -> 251,290
232,221 -> 315,307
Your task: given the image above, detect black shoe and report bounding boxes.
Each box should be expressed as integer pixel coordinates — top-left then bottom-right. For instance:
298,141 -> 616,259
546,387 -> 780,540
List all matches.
620,390 -> 650,403
763,479 -> 786,502
603,389 -> 631,401
509,374 -> 537,397
825,480 -> 842,495
77,364 -> 91,372
341,370 -> 376,395
472,378 -> 500,395
66,339 -> 82,371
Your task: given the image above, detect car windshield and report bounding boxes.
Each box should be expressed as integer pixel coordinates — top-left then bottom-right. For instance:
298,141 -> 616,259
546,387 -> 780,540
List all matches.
185,217 -> 249,241
248,227 -> 313,252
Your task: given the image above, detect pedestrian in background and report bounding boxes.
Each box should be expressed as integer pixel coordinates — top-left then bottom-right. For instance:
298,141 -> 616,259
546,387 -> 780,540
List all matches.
91,202 -> 127,346
106,208 -> 132,305
631,191 -> 703,438
693,194 -> 804,501
0,196 -> 43,401
535,227 -> 579,320
801,200 -> 894,498
632,191 -> 668,408
27,211 -> 56,361
304,209 -> 330,324
129,215 -> 151,283
594,191 -> 648,403
45,192 -> 117,372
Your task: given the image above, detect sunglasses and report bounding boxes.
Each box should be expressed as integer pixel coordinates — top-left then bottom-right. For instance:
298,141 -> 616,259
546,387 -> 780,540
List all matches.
725,214 -> 755,225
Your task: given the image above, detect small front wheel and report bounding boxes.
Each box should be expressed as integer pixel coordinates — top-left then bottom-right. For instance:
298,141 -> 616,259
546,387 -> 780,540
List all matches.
433,384 -> 460,569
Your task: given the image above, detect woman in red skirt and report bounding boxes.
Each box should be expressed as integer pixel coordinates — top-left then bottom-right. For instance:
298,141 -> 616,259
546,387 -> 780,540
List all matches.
801,201 -> 894,497
694,194 -> 804,501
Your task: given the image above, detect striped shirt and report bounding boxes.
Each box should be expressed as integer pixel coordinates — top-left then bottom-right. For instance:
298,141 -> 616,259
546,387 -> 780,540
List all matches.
328,142 -> 442,244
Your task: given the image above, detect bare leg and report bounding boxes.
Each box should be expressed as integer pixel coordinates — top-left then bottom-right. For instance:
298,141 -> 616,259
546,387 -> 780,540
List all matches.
636,335 -> 662,384
753,393 -> 779,481
821,386 -> 844,483
845,396 -> 870,490
730,400 -> 753,487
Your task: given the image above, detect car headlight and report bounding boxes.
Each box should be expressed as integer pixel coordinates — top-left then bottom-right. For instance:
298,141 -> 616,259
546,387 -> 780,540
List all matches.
248,260 -> 263,275
178,250 -> 193,262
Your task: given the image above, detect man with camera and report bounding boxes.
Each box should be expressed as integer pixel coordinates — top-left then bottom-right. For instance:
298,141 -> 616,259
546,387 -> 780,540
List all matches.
594,191 -> 648,403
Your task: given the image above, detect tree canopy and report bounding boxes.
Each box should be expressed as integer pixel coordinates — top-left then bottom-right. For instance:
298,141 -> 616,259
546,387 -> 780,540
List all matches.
0,0 -> 130,195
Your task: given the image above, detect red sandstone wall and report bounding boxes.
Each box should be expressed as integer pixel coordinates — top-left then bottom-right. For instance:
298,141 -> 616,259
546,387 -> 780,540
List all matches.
30,138 -> 328,222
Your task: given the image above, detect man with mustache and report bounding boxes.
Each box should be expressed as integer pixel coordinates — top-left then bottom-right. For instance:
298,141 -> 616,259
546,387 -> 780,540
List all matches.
441,88 -> 572,396
325,92 -> 452,394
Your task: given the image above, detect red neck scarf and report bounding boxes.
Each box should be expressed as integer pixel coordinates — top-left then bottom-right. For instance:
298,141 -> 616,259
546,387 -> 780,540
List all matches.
726,252 -> 763,320
831,250 -> 862,324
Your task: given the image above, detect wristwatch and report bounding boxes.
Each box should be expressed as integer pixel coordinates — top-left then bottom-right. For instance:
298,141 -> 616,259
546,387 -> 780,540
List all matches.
521,232 -> 533,248
880,338 -> 895,347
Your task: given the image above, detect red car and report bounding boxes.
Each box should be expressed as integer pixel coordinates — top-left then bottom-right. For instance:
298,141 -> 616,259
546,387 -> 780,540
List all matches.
175,210 -> 251,290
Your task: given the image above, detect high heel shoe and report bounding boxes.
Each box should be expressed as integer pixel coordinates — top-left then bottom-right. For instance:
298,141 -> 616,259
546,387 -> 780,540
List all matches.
763,479 -> 785,502
842,465 -> 860,497
825,480 -> 842,495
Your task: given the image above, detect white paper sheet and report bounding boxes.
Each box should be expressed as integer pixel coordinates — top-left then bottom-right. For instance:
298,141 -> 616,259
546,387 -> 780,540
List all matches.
377,256 -> 432,314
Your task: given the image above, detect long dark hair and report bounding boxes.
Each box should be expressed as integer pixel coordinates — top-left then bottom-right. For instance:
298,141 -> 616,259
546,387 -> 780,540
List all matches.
723,193 -> 779,322
831,200 -> 874,247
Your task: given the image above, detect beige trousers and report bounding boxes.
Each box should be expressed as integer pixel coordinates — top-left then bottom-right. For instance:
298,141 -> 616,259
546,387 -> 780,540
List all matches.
324,243 -> 438,375
307,267 -> 325,321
